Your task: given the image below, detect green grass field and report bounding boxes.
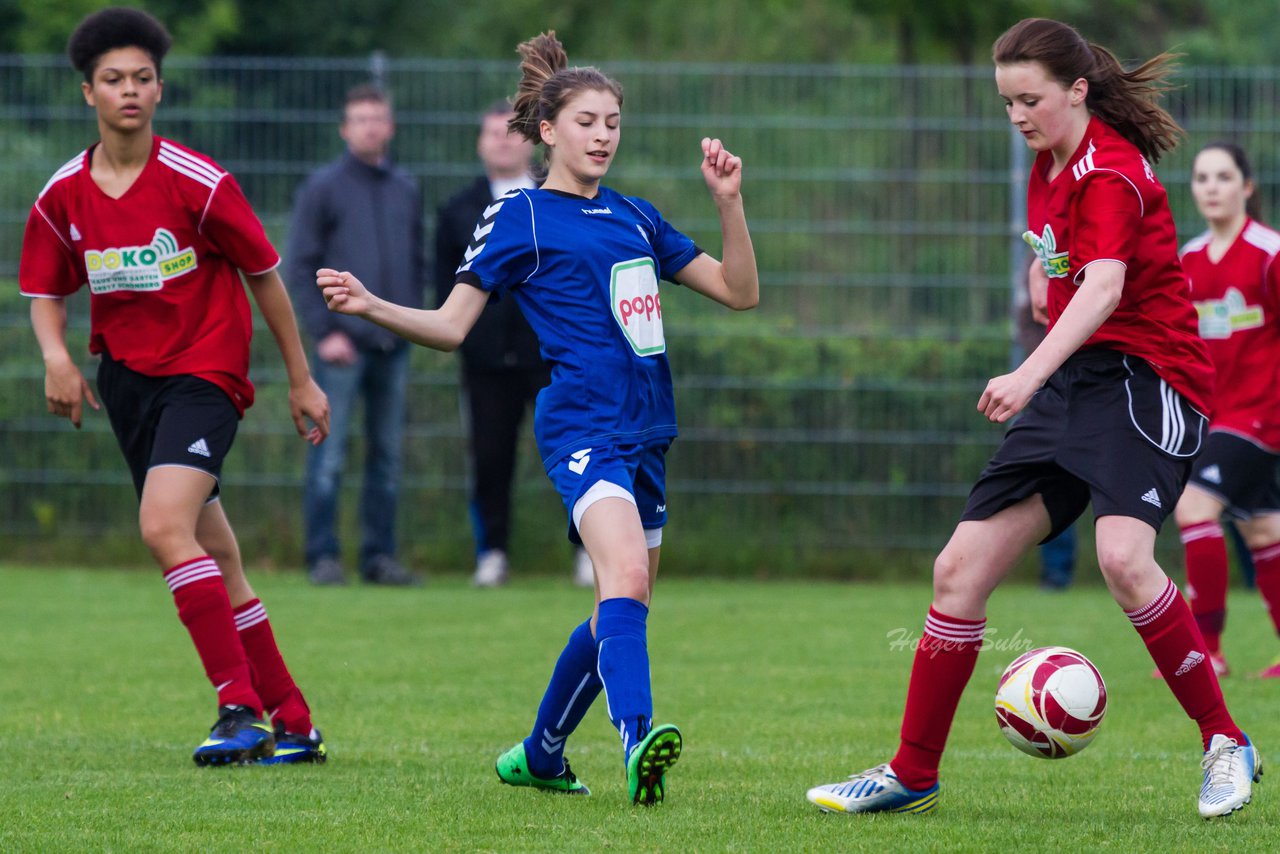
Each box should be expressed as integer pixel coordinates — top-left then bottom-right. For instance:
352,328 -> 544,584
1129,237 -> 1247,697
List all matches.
2,565 -> 1274,852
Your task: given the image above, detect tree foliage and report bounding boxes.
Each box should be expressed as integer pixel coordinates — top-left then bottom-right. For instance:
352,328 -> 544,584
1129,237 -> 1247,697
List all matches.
0,0 -> 1271,66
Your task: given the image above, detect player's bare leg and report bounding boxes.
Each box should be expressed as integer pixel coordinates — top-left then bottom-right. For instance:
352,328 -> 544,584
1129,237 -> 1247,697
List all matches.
807,495 -> 1050,814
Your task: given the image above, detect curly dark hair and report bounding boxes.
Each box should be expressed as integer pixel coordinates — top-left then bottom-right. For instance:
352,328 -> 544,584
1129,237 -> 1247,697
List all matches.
67,7 -> 173,82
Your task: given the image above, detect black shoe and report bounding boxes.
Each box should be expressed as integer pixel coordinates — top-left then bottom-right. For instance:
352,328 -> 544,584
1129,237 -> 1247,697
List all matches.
308,557 -> 347,586
192,705 -> 275,766
362,555 -> 422,587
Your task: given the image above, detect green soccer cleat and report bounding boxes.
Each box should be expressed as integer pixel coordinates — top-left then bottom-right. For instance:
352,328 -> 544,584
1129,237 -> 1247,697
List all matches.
495,742 -> 590,795
627,723 -> 682,806
192,705 -> 275,767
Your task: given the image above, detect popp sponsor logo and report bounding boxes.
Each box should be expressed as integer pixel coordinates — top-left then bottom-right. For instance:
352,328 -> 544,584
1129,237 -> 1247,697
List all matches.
610,258 -> 665,356
618,292 -> 661,327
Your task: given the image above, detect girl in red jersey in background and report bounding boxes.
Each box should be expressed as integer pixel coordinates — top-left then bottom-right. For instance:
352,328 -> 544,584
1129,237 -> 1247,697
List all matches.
1175,142 -> 1280,679
19,7 -> 330,765
807,18 -> 1260,819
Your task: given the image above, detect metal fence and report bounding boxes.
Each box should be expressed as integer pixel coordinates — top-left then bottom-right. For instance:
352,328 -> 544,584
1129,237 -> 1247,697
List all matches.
1,55 -> 1278,575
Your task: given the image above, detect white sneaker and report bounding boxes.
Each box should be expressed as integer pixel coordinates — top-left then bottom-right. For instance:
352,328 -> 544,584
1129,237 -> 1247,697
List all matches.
806,763 -> 939,814
1198,733 -> 1262,818
572,548 -> 594,588
473,549 -> 509,587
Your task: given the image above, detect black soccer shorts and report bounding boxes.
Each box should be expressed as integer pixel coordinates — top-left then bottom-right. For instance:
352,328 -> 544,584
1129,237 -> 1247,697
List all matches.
95,353 -> 239,501
962,348 -> 1205,541
1186,430 -> 1280,520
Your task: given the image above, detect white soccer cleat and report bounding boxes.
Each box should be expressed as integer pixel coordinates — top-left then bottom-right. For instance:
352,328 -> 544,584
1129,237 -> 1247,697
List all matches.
472,549 -> 510,587
1198,733 -> 1262,818
806,763 -> 939,814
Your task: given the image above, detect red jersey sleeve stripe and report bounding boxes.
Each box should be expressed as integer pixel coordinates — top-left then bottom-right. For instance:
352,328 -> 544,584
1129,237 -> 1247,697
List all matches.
32,200 -> 73,252
158,141 -> 225,185
159,151 -> 222,190
1242,221 -> 1280,256
1179,230 -> 1211,260
1088,168 -> 1144,218
37,153 -> 85,200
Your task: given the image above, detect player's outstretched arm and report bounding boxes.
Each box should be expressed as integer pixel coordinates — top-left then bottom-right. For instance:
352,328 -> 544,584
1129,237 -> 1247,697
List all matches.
30,296 -> 99,429
316,268 -> 489,353
244,268 -> 330,445
676,138 -> 759,310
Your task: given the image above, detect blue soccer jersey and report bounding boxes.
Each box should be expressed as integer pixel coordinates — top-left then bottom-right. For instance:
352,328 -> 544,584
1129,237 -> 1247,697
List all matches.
456,186 -> 700,467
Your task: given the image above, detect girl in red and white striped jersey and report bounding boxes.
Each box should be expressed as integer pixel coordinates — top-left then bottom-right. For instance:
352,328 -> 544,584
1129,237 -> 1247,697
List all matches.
1175,141 -> 1280,679
807,17 -> 1258,821
20,7 -> 330,765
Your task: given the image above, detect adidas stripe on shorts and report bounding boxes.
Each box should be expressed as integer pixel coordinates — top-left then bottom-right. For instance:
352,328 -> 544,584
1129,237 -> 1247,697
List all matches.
96,352 -> 239,500
962,348 -> 1205,541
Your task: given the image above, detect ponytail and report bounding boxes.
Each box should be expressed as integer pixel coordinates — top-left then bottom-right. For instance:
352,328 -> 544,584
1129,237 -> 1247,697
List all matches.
507,30 -> 625,180
1083,43 -> 1182,163
510,31 -> 568,144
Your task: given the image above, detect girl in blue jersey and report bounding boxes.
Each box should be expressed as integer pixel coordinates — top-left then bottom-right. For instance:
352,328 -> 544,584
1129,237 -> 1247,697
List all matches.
317,31 -> 758,805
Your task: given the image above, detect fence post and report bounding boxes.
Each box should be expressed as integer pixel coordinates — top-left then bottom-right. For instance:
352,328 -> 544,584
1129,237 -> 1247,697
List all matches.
1008,123 -> 1028,366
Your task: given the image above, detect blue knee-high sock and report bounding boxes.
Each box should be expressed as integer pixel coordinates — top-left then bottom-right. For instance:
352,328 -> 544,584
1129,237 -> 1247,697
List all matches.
522,619 -> 603,778
596,597 -> 653,761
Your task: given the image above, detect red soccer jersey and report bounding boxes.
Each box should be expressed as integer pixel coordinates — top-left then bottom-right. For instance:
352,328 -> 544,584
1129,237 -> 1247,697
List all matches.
1181,219 -> 1280,449
18,136 -> 279,415
1024,116 -> 1214,415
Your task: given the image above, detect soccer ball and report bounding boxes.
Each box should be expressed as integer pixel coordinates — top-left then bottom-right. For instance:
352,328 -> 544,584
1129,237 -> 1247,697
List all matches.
994,646 -> 1107,759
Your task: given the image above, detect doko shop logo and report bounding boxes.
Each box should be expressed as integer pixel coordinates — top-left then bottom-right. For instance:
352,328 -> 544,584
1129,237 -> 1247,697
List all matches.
611,257 -> 665,356
84,228 -> 197,294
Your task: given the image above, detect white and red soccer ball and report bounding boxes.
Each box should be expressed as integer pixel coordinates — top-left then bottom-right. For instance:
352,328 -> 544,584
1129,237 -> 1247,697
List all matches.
995,646 -> 1107,759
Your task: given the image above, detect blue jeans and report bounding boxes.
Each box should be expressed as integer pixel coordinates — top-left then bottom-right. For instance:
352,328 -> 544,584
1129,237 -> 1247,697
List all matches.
1039,524 -> 1077,588
302,344 -> 409,572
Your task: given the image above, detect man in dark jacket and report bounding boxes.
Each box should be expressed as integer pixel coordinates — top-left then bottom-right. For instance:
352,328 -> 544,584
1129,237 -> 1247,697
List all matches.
286,84 -> 423,587
435,102 -> 592,587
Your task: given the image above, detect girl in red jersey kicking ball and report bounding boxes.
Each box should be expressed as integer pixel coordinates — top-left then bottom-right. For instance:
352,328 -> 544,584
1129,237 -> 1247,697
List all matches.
807,18 -> 1260,819
1174,142 -> 1280,680
20,7 -> 330,766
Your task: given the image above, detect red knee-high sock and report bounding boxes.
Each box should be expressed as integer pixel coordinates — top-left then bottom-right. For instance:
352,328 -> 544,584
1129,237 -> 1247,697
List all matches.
1250,542 -> 1280,637
1180,522 -> 1228,653
890,607 -> 985,791
232,599 -> 312,734
165,557 -> 261,715
1126,577 -> 1241,749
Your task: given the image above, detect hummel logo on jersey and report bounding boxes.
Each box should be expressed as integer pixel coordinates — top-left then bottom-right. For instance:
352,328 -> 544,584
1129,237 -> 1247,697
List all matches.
1175,650 -> 1205,676
540,728 -> 566,754
188,438 -> 212,458
1141,488 -> 1162,508
568,448 -> 592,475
457,198 -> 511,274
582,206 -> 612,215
70,223 -> 82,241
1200,464 -> 1222,484
656,504 -> 666,513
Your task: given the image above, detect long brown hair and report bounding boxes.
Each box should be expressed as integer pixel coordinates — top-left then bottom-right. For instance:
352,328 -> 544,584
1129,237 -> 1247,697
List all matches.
993,18 -> 1183,163
509,31 -> 624,179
